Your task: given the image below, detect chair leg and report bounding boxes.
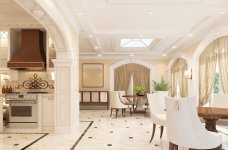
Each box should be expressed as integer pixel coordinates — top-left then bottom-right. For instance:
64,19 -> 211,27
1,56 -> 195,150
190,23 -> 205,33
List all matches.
122,109 -> 124,115
169,142 -> 175,150
110,108 -> 113,117
160,126 -> 164,138
150,123 -> 156,143
116,109 -> 119,118
169,142 -> 178,150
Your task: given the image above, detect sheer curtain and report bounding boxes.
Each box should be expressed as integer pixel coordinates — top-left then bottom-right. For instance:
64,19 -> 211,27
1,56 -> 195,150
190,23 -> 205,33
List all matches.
218,36 -> 228,94
171,58 -> 188,97
199,41 -> 218,106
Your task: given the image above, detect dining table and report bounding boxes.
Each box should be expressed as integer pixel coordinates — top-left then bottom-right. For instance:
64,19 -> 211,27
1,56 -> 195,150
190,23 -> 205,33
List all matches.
122,95 -> 147,114
198,107 -> 228,132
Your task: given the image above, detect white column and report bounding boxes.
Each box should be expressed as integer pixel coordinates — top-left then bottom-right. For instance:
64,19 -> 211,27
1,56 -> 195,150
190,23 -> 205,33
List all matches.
53,58 -> 79,133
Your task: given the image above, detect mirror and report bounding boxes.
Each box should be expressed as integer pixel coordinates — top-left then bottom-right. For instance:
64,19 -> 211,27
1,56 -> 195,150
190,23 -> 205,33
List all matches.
82,63 -> 104,88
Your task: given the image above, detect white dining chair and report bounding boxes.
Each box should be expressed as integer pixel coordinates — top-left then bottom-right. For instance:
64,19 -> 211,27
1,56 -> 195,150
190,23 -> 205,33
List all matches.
165,96 -> 222,150
109,91 -> 132,118
212,93 -> 228,108
212,93 -> 228,126
147,93 -> 166,142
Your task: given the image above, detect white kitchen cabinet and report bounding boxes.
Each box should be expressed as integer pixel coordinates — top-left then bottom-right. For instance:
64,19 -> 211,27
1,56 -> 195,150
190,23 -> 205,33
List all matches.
42,94 -> 54,132
0,69 -> 18,81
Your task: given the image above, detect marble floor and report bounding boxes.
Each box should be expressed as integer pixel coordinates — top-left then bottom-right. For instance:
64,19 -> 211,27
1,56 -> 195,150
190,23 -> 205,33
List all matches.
0,110 -> 228,150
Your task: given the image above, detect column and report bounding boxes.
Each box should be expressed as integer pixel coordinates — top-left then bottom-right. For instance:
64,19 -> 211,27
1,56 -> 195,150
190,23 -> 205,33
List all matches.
53,58 -> 79,133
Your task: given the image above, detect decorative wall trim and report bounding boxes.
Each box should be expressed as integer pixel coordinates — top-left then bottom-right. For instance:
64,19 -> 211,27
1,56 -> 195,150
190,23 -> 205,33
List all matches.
16,73 -> 54,89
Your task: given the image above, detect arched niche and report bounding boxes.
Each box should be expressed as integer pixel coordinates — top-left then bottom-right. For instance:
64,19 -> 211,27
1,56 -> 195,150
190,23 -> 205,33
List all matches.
191,24 -> 228,99
168,53 -> 192,96
110,59 -> 155,92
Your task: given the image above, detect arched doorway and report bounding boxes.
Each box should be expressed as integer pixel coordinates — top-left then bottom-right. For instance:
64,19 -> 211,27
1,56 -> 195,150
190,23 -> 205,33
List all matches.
110,59 -> 155,93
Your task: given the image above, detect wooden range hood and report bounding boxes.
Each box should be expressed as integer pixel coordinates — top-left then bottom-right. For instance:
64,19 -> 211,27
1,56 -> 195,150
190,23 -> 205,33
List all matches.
7,29 -> 46,70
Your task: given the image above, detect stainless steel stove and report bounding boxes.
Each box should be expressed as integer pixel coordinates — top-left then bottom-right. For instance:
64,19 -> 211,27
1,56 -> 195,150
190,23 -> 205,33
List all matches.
5,94 -> 38,128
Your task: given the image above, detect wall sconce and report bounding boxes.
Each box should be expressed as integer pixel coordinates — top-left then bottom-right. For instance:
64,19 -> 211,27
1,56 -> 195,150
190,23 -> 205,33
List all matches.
184,69 -> 192,79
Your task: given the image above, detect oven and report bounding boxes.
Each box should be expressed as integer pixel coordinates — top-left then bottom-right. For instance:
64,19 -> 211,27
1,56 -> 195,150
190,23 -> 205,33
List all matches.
6,94 -> 38,128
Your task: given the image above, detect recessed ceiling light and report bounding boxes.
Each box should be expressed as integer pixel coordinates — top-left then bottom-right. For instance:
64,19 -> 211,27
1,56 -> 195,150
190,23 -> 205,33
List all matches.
219,11 -> 225,14
149,11 -> 153,15
88,34 -> 93,38
162,53 -> 167,56
172,46 -> 177,49
98,54 -> 102,57
130,54 -> 134,57
78,12 -> 83,16
188,34 -> 193,37
94,46 -> 99,50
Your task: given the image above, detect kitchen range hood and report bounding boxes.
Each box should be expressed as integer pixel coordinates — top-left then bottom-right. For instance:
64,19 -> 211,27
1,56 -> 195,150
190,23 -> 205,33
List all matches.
7,29 -> 46,70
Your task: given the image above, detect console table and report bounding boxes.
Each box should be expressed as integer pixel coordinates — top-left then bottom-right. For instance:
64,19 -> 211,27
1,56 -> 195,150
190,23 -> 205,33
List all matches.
79,91 -> 109,110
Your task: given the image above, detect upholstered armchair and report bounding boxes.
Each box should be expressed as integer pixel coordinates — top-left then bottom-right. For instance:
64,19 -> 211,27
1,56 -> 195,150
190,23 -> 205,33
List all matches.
109,91 -> 132,118
147,93 -> 166,143
165,96 -> 222,150
212,93 -> 228,108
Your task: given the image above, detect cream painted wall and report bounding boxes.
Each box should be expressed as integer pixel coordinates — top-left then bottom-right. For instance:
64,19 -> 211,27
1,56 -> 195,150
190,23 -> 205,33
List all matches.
183,41 -> 201,56
79,59 -> 169,91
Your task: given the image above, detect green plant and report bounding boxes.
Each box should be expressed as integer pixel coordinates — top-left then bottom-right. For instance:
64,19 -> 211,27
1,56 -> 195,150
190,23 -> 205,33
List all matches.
134,86 -> 147,94
152,77 -> 169,91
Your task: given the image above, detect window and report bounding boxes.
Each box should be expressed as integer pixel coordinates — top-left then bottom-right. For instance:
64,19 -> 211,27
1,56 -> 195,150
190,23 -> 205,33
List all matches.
120,38 -> 153,48
213,63 -> 221,93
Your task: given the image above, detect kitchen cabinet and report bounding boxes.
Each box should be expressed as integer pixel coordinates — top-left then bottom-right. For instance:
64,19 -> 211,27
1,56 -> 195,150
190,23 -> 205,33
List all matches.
42,94 -> 54,131
46,36 -> 56,70
0,69 -> 18,81
0,30 -> 9,69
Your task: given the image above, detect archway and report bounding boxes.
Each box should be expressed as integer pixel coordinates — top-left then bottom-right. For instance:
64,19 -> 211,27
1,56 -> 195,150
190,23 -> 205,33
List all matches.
110,59 -> 155,93
192,24 -> 228,100
14,0 -> 80,133
168,52 -> 192,96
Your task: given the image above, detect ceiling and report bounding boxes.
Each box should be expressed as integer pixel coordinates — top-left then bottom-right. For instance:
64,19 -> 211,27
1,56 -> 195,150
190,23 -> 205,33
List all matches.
1,0 -> 228,59
63,0 -> 228,59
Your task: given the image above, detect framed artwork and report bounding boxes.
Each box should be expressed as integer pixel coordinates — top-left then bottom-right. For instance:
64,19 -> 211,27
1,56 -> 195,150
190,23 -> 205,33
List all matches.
82,63 -> 104,88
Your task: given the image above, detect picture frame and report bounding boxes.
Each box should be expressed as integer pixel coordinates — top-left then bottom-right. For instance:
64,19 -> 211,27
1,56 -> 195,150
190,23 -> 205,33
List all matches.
82,63 -> 104,88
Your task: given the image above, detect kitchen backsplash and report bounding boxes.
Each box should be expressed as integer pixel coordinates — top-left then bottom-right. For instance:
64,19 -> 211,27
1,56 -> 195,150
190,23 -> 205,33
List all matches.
3,71 -> 54,93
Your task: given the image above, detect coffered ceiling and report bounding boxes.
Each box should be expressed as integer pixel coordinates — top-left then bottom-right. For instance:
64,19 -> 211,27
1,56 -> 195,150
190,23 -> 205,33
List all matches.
62,0 -> 228,59
1,0 -> 228,59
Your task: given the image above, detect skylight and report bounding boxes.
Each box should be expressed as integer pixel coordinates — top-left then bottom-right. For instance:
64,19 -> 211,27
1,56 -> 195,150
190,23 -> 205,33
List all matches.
120,38 -> 153,48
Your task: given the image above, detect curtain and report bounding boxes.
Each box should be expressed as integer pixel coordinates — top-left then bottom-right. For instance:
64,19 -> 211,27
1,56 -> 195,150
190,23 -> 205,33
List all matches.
199,41 -> 218,105
218,36 -> 228,94
114,65 -> 131,92
171,58 -> 188,97
114,63 -> 150,93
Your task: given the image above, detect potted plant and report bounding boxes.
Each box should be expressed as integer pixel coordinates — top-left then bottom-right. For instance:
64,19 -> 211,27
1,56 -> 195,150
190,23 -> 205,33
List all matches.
134,86 -> 147,96
152,77 -> 169,92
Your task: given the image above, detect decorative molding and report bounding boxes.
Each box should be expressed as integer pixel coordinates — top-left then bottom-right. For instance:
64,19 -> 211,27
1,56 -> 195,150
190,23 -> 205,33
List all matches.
16,73 -> 54,89
0,22 -> 42,28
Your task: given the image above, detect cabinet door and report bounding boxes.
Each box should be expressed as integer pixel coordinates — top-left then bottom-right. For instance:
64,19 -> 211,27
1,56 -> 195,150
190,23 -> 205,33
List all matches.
42,96 -> 54,127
